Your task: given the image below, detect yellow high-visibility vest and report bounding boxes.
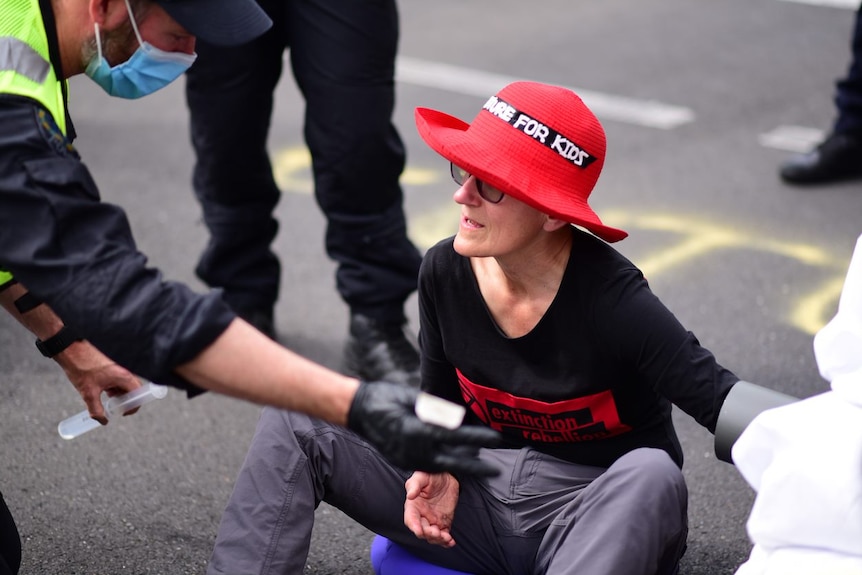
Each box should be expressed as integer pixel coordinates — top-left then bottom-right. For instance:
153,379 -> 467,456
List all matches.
0,0 -> 67,134
0,0 -> 69,287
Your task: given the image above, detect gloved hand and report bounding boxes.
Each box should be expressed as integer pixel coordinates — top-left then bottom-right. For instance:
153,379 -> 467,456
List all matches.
347,380 -> 502,477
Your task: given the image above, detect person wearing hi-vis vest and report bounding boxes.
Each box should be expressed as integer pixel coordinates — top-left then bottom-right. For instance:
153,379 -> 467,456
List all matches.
0,1 -> 500,573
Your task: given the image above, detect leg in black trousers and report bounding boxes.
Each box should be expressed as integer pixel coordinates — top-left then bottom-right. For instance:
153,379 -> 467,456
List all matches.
185,0 -> 288,327
184,0 -> 423,384
780,7 -> 862,185
287,0 -> 422,326
0,490 -> 21,575
834,6 -> 862,135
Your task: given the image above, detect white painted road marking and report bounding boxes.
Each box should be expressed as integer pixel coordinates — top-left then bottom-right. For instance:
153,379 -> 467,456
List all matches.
759,125 -> 826,153
778,0 -> 859,9
395,56 -> 696,130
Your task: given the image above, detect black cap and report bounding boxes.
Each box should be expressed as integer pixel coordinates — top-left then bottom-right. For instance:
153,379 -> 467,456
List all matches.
154,0 -> 272,46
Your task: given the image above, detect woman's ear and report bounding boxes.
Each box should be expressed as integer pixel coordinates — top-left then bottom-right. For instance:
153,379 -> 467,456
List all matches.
89,0 -> 129,30
543,216 -> 569,232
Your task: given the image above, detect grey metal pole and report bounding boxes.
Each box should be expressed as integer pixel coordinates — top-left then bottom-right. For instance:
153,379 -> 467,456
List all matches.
714,380 -> 799,464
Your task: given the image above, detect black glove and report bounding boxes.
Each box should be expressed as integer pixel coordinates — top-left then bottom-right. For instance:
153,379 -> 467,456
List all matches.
347,380 -> 502,477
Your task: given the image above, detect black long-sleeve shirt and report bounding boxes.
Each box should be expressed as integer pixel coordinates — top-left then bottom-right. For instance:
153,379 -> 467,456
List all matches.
418,229 -> 738,468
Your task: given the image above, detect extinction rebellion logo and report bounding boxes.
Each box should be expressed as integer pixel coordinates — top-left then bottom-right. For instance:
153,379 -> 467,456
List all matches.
456,370 -> 631,443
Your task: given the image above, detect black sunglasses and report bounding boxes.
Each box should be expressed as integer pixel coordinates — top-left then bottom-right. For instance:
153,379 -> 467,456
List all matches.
450,163 -> 505,204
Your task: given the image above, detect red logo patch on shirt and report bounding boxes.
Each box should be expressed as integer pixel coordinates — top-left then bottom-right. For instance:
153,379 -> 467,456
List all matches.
456,369 -> 632,443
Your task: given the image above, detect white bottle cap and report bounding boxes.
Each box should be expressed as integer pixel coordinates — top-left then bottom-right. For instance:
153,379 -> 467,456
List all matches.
414,391 -> 466,430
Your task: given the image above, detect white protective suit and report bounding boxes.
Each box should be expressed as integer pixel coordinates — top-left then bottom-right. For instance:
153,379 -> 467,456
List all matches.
732,234 -> 862,575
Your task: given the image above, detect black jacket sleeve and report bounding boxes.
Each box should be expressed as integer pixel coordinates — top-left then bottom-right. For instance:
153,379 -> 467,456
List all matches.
0,95 -> 234,392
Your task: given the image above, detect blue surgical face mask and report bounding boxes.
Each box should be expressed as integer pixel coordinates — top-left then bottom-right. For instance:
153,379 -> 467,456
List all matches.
85,0 -> 197,99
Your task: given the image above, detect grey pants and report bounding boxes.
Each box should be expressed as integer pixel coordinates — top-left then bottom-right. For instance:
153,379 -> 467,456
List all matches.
206,408 -> 688,575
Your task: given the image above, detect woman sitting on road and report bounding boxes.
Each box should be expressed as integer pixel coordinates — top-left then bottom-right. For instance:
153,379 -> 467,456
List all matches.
204,81 -> 741,575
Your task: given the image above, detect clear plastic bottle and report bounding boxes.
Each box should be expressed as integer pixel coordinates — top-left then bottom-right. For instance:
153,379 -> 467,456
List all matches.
57,381 -> 168,440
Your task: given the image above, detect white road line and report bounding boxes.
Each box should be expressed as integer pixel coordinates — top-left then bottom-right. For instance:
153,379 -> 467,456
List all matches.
395,56 -> 695,130
759,125 -> 826,152
777,0 -> 859,9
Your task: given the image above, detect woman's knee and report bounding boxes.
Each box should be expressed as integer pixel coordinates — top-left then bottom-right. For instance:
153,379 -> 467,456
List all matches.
615,448 -> 688,505
258,407 -> 341,444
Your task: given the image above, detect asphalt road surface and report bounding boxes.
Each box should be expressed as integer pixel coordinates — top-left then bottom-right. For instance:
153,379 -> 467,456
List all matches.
2,0 -> 861,573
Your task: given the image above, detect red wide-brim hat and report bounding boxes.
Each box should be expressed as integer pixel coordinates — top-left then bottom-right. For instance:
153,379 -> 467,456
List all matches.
415,81 -> 627,243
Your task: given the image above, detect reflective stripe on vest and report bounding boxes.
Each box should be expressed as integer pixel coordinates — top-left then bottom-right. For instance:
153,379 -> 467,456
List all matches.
0,0 -> 67,135
0,37 -> 50,84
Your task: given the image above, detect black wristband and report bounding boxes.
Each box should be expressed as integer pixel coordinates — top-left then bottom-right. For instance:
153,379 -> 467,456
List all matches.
35,325 -> 83,358
14,291 -> 42,314
0,278 -> 18,293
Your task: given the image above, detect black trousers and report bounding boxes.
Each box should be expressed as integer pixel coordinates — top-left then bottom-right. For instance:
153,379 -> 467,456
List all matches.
0,491 -> 21,575
835,7 -> 862,135
185,0 -> 422,325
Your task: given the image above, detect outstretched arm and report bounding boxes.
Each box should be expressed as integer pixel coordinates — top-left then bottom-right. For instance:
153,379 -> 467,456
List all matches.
0,280 -> 499,475
175,319 -> 502,476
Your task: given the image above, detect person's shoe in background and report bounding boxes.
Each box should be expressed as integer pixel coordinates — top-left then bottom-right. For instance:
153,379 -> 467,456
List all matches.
344,314 -> 420,387
779,131 -> 862,185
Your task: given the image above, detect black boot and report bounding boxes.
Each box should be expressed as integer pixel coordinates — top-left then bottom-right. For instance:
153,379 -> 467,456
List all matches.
779,132 -> 862,185
344,314 -> 420,387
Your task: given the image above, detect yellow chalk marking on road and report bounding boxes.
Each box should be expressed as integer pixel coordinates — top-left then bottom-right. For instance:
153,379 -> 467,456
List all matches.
271,144 -> 449,247
402,167 -> 438,186
789,276 -> 845,336
273,147 -> 313,194
603,211 -> 743,276
604,211 -> 837,266
410,203 -> 460,250
596,211 -> 849,335
755,238 -> 835,267
272,145 -> 440,194
270,154 -> 852,336
414,210 -> 848,337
